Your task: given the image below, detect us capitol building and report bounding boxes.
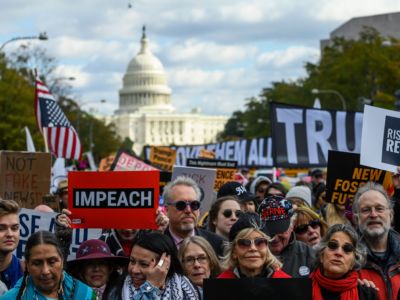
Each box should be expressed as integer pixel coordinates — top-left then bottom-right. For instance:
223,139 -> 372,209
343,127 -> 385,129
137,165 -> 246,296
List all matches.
108,27 -> 228,155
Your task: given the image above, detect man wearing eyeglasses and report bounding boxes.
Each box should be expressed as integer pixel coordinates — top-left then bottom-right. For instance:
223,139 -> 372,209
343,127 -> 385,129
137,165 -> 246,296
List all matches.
353,182 -> 400,300
163,176 -> 224,257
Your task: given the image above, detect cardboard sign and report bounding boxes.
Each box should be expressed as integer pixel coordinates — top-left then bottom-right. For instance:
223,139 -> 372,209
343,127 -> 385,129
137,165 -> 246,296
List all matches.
68,171 -> 159,229
111,150 -> 158,171
204,278 -> 311,300
326,151 -> 392,206
0,151 -> 51,209
361,105 -> 400,172
187,159 -> 237,191
98,154 -> 116,172
17,208 -> 101,261
199,148 -> 216,159
149,146 -> 177,172
172,166 -> 217,217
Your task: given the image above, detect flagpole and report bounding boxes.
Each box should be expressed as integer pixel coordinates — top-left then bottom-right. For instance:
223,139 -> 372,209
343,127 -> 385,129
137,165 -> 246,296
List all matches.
42,131 -> 50,153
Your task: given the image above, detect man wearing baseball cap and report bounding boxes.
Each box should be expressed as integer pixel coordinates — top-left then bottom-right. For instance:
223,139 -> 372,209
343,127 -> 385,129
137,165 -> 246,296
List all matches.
258,195 -> 315,277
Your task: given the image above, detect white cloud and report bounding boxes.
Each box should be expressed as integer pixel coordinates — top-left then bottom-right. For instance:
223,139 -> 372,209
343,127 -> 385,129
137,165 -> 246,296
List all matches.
165,39 -> 257,66
257,46 -> 320,68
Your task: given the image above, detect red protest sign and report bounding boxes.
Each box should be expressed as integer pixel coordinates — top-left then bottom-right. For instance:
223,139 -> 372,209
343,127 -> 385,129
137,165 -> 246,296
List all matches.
68,171 -> 159,229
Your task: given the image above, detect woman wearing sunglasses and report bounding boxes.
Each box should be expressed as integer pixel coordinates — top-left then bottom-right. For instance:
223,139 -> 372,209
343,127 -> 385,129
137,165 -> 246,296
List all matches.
218,212 -> 290,279
293,206 -> 328,247
209,196 -> 242,240
311,224 -> 378,300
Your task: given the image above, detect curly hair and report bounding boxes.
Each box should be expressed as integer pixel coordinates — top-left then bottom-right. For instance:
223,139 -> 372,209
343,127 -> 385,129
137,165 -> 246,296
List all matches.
314,224 -> 366,271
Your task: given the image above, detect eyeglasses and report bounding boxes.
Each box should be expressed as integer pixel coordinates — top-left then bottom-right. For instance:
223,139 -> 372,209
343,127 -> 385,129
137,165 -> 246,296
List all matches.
167,200 -> 201,211
183,255 -> 208,266
294,219 -> 321,235
358,206 -> 389,216
327,240 -> 354,254
222,209 -> 242,218
237,238 -> 269,250
266,193 -> 284,197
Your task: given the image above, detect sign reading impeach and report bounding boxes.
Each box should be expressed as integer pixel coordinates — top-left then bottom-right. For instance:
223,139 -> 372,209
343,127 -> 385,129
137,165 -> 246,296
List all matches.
73,188 -> 154,208
69,171 -> 159,229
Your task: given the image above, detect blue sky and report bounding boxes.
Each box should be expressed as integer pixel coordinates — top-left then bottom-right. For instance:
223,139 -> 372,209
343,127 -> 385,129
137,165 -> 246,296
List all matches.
1,0 -> 400,116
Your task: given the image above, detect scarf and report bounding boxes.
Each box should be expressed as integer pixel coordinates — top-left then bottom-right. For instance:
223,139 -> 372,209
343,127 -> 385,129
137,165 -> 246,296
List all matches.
121,273 -> 199,300
311,267 -> 359,300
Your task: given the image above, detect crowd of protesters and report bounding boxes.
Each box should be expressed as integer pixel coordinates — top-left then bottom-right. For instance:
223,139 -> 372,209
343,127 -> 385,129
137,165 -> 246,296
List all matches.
0,168 -> 400,299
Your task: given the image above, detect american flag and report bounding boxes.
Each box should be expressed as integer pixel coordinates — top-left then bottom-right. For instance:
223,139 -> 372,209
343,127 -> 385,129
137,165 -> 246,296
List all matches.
35,78 -> 82,160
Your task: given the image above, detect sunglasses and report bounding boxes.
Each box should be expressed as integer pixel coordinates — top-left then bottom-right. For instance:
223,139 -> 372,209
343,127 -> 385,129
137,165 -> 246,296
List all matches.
237,237 -> 268,249
294,219 -> 321,235
327,240 -> 354,254
167,200 -> 201,211
257,187 -> 267,194
222,209 -> 242,218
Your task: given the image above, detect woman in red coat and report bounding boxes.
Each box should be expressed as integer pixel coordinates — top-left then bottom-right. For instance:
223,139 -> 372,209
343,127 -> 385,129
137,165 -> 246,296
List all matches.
218,212 -> 290,279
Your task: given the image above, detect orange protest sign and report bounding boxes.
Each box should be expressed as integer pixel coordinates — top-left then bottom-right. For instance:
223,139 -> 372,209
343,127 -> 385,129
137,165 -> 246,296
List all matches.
199,149 -> 216,159
68,171 -> 159,229
149,146 -> 176,172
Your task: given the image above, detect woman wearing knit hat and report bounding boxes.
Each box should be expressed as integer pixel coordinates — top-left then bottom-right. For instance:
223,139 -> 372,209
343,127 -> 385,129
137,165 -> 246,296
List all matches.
218,212 -> 291,279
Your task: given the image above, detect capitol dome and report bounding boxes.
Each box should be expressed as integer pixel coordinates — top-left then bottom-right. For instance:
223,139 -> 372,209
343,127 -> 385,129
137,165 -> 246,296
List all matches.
116,26 -> 174,114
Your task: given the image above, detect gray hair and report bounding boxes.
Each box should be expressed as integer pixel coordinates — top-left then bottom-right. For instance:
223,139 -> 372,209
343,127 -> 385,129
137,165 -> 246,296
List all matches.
314,224 -> 366,271
163,176 -> 202,203
352,182 -> 392,215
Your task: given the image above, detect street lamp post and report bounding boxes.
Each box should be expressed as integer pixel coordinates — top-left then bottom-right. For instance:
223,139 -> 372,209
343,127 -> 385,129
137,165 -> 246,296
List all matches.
0,32 -> 48,52
311,88 -> 347,111
76,99 -> 106,134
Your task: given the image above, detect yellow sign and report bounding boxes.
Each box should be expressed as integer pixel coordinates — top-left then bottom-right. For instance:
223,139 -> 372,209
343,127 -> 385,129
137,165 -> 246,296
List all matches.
149,146 -> 177,172
214,168 -> 236,191
199,149 -> 216,159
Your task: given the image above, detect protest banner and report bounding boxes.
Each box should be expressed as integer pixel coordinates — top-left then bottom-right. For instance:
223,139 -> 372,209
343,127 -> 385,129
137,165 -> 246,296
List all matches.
172,166 -> 216,217
360,105 -> 400,173
270,102 -> 363,168
110,149 -> 158,171
326,150 -> 392,206
143,137 -> 273,168
0,151 -> 51,209
69,171 -> 159,229
204,278 -> 311,300
17,208 -> 101,260
149,146 -> 177,172
98,154 -> 116,171
186,158 -> 237,191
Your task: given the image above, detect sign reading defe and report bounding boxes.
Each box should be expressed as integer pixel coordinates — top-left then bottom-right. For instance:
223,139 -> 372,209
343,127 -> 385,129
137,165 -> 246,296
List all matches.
69,171 -> 159,229
111,150 -> 158,171
326,151 -> 391,206
149,146 -> 177,172
0,151 -> 51,209
187,158 -> 237,191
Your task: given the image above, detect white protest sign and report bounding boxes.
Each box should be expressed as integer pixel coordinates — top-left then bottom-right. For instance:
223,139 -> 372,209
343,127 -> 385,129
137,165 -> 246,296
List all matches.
172,166 -> 216,217
361,105 -> 400,172
17,208 -> 102,260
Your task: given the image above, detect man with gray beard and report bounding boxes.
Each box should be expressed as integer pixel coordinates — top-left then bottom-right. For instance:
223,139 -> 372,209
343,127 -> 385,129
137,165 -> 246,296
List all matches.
353,182 -> 400,300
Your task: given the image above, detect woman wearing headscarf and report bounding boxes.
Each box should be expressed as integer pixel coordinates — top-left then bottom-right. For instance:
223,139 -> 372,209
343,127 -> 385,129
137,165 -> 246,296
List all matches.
311,224 -> 378,300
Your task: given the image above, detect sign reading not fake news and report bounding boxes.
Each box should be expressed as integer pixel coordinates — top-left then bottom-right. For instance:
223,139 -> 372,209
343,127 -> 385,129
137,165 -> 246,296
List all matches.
69,171 -> 159,229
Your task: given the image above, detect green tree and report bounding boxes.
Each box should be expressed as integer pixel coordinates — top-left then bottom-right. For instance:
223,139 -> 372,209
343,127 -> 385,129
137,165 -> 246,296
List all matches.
219,27 -> 400,139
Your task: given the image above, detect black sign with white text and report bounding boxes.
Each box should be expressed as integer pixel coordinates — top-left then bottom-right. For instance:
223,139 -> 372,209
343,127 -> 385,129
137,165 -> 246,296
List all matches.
270,102 -> 363,168
381,115 -> 400,165
143,137 -> 273,168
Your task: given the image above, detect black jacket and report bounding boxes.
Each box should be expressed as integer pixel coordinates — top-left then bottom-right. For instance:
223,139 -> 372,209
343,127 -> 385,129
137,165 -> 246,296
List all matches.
321,284 -> 379,300
164,227 -> 225,257
278,233 -> 316,278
